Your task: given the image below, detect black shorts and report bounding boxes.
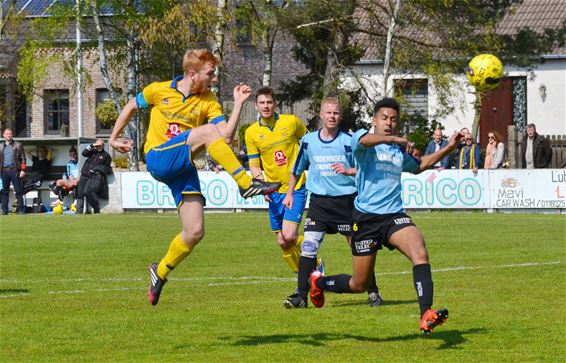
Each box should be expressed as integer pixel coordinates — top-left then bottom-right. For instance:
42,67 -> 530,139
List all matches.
350,210 -> 415,256
303,193 -> 356,236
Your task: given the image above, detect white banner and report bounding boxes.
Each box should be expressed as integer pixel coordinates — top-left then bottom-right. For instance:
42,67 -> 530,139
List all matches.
120,169 -> 566,210
489,169 -> 566,209
121,172 -> 269,209
402,169 -> 490,209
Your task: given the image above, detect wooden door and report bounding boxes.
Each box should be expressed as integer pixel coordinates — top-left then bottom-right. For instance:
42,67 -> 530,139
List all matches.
480,78 -> 512,147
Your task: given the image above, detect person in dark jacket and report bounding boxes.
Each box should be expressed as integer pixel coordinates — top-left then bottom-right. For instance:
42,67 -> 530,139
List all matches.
521,124 -> 552,168
0,128 -> 27,214
424,128 -> 450,169
76,139 -> 112,214
456,132 -> 481,173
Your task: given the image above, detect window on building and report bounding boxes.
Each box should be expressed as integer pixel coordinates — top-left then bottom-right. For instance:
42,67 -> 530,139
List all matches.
95,88 -> 113,134
394,78 -> 428,133
44,90 -> 69,135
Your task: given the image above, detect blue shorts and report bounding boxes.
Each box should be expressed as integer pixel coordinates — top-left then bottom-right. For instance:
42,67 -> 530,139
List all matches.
145,130 -> 204,208
268,186 -> 307,232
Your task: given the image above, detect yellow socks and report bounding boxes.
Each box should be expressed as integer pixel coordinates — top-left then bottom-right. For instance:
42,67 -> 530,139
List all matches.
207,138 -> 251,189
157,233 -> 193,279
282,235 -> 303,273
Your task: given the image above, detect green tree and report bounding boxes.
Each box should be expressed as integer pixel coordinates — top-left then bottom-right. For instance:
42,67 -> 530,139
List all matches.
276,0 -> 565,138
275,0 -> 364,131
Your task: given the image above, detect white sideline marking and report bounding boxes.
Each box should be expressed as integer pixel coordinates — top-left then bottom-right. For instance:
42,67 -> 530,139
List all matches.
0,261 -> 561,299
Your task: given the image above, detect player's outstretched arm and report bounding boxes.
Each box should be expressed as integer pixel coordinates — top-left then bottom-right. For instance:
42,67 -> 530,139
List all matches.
359,133 -> 407,147
217,83 -> 252,145
419,132 -> 463,172
109,98 -> 137,153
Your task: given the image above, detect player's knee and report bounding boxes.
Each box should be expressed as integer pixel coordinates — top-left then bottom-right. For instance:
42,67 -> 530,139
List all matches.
301,240 -> 318,258
184,227 -> 205,245
281,230 -> 298,244
301,231 -> 324,258
409,241 -> 429,265
350,277 -> 369,293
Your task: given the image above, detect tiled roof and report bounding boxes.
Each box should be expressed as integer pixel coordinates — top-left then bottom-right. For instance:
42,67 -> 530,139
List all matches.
497,0 -> 566,54
497,0 -> 566,35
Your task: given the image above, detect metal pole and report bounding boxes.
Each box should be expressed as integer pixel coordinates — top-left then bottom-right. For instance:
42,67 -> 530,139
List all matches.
76,0 -> 83,138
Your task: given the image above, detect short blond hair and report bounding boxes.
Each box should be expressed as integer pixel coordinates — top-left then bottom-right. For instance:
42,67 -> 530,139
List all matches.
183,49 -> 220,75
321,96 -> 341,110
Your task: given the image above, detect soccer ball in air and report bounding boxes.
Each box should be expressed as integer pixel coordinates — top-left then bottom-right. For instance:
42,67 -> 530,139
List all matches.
466,54 -> 504,92
53,204 -> 63,215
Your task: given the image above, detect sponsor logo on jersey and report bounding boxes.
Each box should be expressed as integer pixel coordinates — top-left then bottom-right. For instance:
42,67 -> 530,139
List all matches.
165,123 -> 182,139
274,149 -> 287,166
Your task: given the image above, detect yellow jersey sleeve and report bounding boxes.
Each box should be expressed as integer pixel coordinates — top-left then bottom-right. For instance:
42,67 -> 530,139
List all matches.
202,91 -> 225,125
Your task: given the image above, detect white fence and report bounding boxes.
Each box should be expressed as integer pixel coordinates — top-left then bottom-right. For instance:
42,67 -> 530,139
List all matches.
120,169 -> 566,211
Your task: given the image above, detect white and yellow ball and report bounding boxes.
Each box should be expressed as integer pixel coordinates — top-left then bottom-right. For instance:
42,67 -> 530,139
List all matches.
53,204 -> 63,215
466,54 -> 504,91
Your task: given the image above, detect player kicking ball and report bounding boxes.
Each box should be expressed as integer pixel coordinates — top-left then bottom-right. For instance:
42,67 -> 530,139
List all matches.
308,98 -> 462,333
110,49 -> 280,305
282,97 -> 382,309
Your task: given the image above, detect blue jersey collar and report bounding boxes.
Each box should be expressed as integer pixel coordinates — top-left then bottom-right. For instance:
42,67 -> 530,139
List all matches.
170,75 -> 197,102
318,129 -> 341,143
258,112 -> 280,130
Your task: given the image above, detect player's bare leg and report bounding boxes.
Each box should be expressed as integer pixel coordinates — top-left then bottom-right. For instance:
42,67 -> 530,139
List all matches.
149,195 -> 204,305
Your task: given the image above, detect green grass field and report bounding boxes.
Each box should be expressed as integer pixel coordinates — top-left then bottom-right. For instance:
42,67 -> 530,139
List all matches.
1,212 -> 564,362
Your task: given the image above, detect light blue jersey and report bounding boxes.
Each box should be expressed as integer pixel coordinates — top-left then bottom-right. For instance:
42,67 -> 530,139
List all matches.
351,129 -> 420,214
292,130 -> 356,196
66,160 -> 79,179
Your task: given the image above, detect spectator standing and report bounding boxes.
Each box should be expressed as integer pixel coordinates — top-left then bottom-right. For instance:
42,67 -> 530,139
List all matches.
76,139 -> 112,214
521,123 -> 552,168
484,131 -> 505,169
424,128 -> 450,169
456,133 -> 481,172
0,128 -> 26,215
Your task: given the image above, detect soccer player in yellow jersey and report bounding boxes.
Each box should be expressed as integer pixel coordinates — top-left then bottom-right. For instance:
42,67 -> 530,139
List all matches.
109,49 -> 280,305
245,87 -> 307,274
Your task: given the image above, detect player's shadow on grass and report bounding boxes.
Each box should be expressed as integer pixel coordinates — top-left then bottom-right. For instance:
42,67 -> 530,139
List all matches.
226,328 -> 484,350
0,288 -> 29,295
331,298 -> 414,307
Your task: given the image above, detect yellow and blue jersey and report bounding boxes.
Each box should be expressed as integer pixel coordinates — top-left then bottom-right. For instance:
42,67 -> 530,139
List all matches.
137,76 -> 225,154
245,113 -> 307,193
